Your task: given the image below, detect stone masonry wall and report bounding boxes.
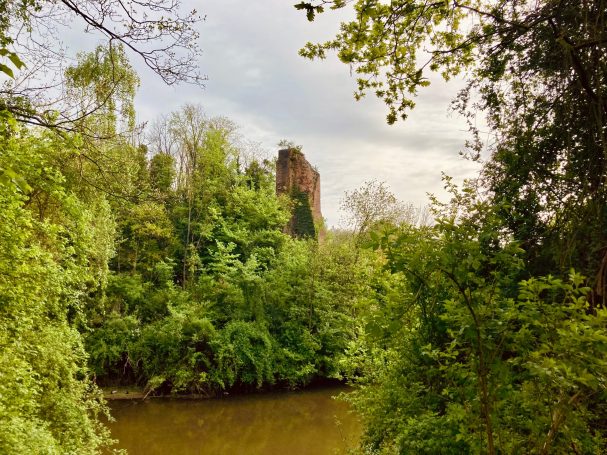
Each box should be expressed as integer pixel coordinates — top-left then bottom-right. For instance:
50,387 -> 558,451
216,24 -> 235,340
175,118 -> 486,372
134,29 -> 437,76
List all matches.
276,148 -> 323,238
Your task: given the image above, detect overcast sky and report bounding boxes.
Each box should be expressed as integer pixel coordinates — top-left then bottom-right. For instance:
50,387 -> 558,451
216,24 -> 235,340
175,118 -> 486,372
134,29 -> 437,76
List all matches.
76,0 -> 483,227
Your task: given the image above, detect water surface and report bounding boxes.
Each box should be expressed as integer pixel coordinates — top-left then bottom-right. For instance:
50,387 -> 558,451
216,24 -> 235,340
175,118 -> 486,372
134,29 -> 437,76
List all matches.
108,386 -> 361,454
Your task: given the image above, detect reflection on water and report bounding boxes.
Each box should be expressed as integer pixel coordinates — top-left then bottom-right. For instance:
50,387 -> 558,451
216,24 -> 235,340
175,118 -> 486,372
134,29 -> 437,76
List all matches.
107,386 -> 361,455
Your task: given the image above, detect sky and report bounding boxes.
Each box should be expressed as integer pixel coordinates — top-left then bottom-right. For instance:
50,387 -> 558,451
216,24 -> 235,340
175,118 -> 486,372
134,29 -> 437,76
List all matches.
73,0 -> 483,227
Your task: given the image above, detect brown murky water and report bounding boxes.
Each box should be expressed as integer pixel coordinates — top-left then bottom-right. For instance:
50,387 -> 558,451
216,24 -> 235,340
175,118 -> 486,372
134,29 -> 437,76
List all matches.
107,386 -> 362,454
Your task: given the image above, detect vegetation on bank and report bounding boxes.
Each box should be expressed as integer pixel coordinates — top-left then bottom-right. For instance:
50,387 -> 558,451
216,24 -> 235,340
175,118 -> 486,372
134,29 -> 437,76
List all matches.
296,0 -> 607,453
86,112 -> 378,393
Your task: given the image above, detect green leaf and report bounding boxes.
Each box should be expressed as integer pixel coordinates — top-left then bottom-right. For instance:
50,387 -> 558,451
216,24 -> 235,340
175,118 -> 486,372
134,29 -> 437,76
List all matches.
8,53 -> 25,69
0,63 -> 14,78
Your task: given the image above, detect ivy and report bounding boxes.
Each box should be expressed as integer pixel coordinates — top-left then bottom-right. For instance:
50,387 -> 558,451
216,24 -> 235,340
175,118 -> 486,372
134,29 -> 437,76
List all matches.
290,188 -> 317,239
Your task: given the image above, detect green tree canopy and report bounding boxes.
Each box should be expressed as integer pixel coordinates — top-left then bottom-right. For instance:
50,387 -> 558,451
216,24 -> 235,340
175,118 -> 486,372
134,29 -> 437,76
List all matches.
297,0 -> 607,294
1,0 -> 203,132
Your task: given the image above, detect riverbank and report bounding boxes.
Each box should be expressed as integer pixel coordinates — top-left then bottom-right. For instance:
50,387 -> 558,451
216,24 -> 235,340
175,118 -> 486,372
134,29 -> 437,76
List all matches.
103,387 -> 217,400
102,377 -> 348,400
103,387 -> 145,400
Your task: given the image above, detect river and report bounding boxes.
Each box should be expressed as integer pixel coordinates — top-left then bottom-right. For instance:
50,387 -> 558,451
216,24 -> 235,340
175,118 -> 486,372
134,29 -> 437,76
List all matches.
107,386 -> 362,454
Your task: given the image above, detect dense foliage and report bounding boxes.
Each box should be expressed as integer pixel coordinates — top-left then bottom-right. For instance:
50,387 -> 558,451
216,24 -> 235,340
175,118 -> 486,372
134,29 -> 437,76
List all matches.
84,105 -> 377,395
0,117 -> 114,452
343,182 -> 607,453
297,1 -> 607,453
299,0 -> 607,277
0,91 -> 379,451
1,25 -> 379,448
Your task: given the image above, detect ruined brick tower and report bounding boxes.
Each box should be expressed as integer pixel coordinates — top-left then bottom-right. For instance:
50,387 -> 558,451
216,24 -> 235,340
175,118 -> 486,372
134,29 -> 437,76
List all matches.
276,148 -> 323,239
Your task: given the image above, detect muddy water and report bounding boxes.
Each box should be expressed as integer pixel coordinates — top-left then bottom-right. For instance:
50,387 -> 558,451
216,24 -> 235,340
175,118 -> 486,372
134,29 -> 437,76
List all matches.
107,386 -> 362,454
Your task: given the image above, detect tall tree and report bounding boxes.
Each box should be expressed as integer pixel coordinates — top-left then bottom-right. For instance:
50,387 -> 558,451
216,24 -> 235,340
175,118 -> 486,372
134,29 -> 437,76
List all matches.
297,2 -> 607,451
1,0 -> 204,132
0,120 -> 115,454
0,43 -> 144,453
64,44 -> 139,137
297,0 -> 607,289
340,180 -> 424,237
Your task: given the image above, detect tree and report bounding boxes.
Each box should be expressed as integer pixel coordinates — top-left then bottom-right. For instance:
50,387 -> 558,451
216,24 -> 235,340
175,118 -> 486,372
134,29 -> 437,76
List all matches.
297,1 -> 605,124
150,105 -> 238,286
1,0 -> 204,131
0,120 -> 115,453
150,152 -> 176,196
0,2 -> 204,451
346,180 -> 607,453
116,201 -> 176,274
64,44 -> 140,137
340,180 -> 425,236
297,4 -> 607,449
297,0 -> 607,293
